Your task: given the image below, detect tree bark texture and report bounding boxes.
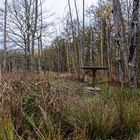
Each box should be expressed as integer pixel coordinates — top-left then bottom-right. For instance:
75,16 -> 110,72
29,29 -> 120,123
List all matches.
3,0 -> 8,72
128,0 -> 139,88
112,0 -> 128,86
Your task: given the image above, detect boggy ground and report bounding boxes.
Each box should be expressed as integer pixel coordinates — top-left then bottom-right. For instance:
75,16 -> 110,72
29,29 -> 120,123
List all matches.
0,72 -> 140,140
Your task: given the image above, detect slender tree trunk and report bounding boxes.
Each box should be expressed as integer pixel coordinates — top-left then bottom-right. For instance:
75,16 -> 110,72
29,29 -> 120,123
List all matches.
31,0 -> 38,71
3,0 -> 8,72
74,0 -> 84,79
68,0 -> 78,74
37,35 -> 41,72
43,50 -> 47,75
128,0 -> 139,88
39,0 -> 43,72
100,20 -> 104,68
90,26 -> 93,66
25,0 -> 31,72
82,0 -> 85,65
106,26 -> 112,81
65,41 -> 70,72
56,43 -> 60,72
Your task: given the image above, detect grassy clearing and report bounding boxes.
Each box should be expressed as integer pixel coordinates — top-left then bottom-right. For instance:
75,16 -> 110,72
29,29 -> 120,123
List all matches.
0,73 -> 140,140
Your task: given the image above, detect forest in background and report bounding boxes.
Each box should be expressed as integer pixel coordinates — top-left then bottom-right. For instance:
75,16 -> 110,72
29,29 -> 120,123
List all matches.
0,0 -> 139,88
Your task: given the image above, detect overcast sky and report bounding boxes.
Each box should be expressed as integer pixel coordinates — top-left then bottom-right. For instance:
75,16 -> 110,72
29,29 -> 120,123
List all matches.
47,0 -> 97,19
46,0 -> 98,37
0,0 -> 98,42
0,0 -> 97,19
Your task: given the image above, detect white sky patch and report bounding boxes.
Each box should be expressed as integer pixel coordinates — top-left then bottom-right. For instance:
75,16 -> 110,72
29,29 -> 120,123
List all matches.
47,0 -> 97,20
0,0 -> 97,22
0,0 -> 98,44
46,0 -> 98,39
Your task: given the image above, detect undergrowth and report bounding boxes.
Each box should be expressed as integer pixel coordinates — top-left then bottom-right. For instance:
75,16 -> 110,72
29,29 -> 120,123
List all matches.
0,73 -> 139,140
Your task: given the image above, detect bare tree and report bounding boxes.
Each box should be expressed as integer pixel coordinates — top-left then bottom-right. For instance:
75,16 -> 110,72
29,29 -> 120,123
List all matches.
37,0 -> 43,72
128,0 -> 139,88
112,0 -> 128,86
67,0 -> 78,74
3,0 -> 8,72
73,0 -> 84,79
7,0 -> 52,72
82,0 -> 85,66
31,0 -> 38,71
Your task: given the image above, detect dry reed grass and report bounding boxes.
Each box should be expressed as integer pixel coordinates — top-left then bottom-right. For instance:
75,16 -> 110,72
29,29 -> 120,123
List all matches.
0,72 -> 139,140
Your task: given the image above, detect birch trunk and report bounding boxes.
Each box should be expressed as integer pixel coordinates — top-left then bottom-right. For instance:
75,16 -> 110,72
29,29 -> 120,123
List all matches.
106,26 -> 112,81
37,34 -> 41,72
100,20 -> 104,76
74,0 -> 84,79
25,0 -> 31,72
65,42 -> 70,72
112,0 -> 128,86
68,0 -> 78,74
128,0 -> 139,88
38,0 -> 43,72
82,0 -> 85,66
31,0 -> 38,71
3,0 -> 8,72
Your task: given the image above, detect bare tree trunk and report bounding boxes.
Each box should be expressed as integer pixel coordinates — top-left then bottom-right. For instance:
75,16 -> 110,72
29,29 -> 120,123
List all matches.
3,0 -> 8,72
90,26 -> 93,65
100,20 -> 104,67
25,0 -> 31,72
37,34 -> 41,72
68,0 -> 78,74
39,36 -> 43,71
31,0 -> 38,71
56,42 -> 60,72
65,41 -> 70,72
39,0 -> 44,70
39,0 -> 43,72
128,0 -> 139,88
112,0 -> 128,86
74,0 -> 84,79
82,0 -> 85,66
106,26 -> 112,81
43,50 -> 47,75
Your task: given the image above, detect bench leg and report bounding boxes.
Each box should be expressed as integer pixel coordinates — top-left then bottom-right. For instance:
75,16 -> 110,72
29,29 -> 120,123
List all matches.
92,70 -> 96,87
